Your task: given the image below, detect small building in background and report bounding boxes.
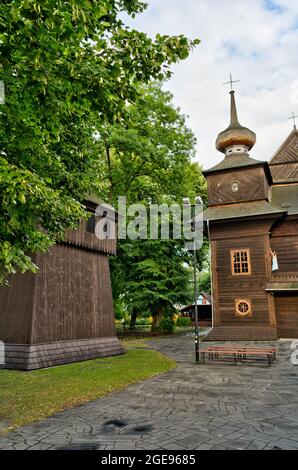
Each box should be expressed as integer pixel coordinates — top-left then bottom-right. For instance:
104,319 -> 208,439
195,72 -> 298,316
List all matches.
179,292 -> 212,326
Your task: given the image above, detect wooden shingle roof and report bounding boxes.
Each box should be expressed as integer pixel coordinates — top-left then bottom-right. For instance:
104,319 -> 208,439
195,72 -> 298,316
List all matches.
203,200 -> 285,222
203,152 -> 273,184
270,184 -> 298,216
203,153 -> 264,175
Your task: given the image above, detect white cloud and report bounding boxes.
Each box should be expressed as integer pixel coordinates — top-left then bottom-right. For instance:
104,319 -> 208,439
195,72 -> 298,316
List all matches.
123,0 -> 298,168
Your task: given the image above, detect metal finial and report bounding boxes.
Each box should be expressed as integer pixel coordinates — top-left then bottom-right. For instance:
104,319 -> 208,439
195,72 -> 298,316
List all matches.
223,73 -> 241,92
288,112 -> 298,130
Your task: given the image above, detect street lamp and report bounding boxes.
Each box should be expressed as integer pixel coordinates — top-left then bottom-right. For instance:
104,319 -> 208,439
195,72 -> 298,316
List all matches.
193,237 -> 200,363
183,196 -> 203,363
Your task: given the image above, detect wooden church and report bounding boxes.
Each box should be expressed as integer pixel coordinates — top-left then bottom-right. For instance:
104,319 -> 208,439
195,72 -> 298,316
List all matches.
0,197 -> 124,369
203,90 -> 298,341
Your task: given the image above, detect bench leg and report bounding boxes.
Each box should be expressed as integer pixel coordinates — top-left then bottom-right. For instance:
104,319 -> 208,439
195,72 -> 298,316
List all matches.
270,354 -> 274,365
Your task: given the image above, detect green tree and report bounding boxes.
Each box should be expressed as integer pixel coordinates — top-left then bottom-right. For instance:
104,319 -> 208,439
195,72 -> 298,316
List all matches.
111,237 -> 209,329
112,239 -> 191,329
106,83 -> 209,328
0,0 -> 199,284
99,82 -> 206,205
199,271 -> 211,294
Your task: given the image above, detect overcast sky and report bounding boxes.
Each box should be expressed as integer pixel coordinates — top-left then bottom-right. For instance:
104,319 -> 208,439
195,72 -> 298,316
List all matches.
124,0 -> 298,169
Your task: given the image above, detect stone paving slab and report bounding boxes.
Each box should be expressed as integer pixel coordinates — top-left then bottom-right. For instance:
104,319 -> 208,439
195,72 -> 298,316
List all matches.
0,336 -> 297,450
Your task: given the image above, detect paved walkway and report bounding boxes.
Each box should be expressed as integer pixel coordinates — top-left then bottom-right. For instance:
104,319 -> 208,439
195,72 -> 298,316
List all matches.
0,337 -> 298,450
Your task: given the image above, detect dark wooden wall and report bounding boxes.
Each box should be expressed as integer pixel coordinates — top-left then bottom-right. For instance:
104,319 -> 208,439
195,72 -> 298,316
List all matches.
210,215 -> 298,338
207,166 -> 269,206
32,245 -> 116,343
0,256 -> 36,344
270,216 -> 298,337
270,216 -> 298,275
210,218 -> 277,328
275,294 -> 298,338
0,245 -> 117,345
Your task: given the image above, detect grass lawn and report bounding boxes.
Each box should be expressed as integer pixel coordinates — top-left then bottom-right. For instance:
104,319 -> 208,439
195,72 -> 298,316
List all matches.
121,337 -> 155,348
0,347 -> 175,435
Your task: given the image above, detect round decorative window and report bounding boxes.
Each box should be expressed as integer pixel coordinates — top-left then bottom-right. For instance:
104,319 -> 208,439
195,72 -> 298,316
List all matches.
235,299 -> 252,317
231,182 -> 239,193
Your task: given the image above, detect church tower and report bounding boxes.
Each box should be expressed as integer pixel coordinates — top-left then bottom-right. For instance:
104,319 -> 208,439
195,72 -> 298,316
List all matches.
204,90 -> 272,208
203,89 -> 289,341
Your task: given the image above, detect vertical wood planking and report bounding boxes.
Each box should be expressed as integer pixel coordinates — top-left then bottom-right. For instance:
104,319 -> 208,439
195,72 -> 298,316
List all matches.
31,244 -> 116,344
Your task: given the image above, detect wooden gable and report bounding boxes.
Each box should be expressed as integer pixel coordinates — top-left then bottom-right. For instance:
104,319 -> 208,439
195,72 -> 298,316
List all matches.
269,128 -> 298,183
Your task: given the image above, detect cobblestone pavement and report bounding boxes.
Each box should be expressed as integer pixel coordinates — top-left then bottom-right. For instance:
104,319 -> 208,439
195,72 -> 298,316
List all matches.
0,337 -> 297,450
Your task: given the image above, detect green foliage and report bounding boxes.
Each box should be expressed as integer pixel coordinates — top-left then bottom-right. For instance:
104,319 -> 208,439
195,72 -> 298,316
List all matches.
99,82 -> 206,205
109,82 -> 209,325
0,156 -> 83,283
0,1 -> 199,283
160,314 -> 175,333
111,238 -> 194,315
199,271 -> 211,294
135,318 -> 151,326
114,305 -> 124,321
111,237 -> 209,328
176,316 -> 192,327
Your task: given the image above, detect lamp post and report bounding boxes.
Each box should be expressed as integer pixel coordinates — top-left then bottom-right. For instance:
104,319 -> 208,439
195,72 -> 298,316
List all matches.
183,196 -> 203,364
193,239 -> 200,363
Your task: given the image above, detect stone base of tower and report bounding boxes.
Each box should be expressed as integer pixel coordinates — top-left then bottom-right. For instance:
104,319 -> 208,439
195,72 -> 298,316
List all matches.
203,326 -> 278,342
2,337 -> 125,371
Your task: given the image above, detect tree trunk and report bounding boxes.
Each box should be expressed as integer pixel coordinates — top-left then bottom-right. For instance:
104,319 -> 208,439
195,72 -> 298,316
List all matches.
151,307 -> 163,331
130,308 -> 138,329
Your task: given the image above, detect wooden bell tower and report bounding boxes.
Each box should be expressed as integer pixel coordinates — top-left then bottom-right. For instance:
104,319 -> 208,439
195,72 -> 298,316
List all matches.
0,197 -> 124,370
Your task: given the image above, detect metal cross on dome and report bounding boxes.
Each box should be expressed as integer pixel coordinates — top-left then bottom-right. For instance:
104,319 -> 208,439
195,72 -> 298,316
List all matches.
223,73 -> 241,91
288,112 -> 298,129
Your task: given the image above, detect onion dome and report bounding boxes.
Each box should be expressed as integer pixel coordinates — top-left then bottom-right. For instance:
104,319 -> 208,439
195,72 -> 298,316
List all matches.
216,90 -> 256,155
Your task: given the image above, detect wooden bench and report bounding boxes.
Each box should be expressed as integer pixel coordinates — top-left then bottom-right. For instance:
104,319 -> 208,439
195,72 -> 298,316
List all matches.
200,346 -> 277,366
203,345 -> 277,361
